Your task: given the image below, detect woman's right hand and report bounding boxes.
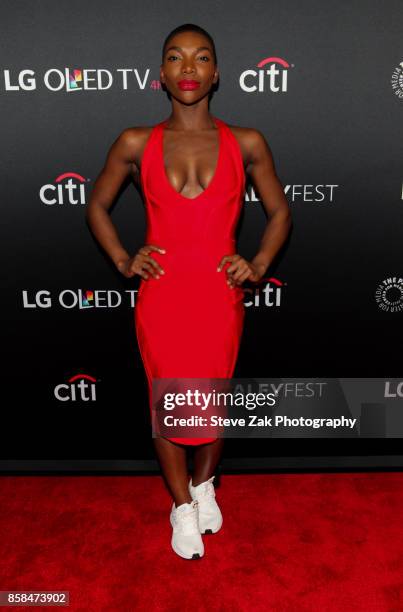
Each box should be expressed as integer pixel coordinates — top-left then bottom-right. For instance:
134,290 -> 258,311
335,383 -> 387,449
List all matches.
116,244 -> 166,279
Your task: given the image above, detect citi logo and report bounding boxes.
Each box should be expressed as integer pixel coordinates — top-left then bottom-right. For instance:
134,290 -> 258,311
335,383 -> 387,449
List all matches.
243,277 -> 285,307
239,56 -> 293,93
54,373 -> 98,402
39,172 -> 88,205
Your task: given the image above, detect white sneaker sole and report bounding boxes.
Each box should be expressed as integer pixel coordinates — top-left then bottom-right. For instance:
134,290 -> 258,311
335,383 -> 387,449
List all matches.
171,537 -> 204,560
200,513 -> 223,534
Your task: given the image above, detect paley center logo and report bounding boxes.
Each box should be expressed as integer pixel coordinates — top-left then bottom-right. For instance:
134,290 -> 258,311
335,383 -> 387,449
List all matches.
375,277 -> 403,312
54,373 -> 98,402
39,172 -> 88,205
240,56 -> 293,93
3,68 -> 153,92
391,61 -> 403,99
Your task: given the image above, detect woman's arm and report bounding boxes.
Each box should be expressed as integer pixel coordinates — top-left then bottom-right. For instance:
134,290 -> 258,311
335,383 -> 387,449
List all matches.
85,129 -> 139,269
245,128 -> 292,277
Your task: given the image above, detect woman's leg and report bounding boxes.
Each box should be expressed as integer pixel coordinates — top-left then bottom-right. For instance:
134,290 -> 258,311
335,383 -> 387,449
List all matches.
192,438 -> 224,486
153,437 -> 193,507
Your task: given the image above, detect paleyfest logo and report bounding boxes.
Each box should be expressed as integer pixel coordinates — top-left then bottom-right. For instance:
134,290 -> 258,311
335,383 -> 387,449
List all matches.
239,56 -> 293,93
375,277 -> 403,312
39,172 -> 88,205
245,183 -> 339,204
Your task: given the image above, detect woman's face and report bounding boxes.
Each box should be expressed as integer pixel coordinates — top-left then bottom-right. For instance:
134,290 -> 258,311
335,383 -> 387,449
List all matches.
160,31 -> 218,102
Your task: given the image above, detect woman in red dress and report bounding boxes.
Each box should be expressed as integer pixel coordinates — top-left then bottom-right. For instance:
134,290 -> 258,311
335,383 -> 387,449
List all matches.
86,23 -> 291,559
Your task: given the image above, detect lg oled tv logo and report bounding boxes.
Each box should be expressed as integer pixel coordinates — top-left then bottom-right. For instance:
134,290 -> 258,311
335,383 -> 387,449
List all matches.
3,68 -> 152,92
384,381 -> 403,398
39,172 -> 89,205
22,289 -> 133,309
239,56 -> 293,93
54,373 -> 98,402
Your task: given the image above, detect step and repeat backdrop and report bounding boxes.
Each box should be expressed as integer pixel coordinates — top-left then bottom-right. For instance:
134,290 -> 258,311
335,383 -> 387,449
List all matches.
1,0 -> 402,464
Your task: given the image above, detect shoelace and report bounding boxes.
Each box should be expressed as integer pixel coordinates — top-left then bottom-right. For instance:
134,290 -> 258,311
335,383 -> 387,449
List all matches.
174,501 -> 199,535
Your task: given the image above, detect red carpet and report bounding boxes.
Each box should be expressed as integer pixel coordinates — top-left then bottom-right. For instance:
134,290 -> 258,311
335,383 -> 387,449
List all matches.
1,472 -> 403,611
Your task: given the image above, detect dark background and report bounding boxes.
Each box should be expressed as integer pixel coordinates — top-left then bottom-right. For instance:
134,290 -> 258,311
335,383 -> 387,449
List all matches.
1,0 -> 402,466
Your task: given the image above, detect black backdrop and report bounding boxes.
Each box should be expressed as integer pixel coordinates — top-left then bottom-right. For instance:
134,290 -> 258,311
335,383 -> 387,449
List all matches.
1,0 -> 402,468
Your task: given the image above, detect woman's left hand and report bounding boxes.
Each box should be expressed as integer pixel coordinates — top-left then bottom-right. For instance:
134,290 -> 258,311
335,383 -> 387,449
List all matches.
217,254 -> 265,288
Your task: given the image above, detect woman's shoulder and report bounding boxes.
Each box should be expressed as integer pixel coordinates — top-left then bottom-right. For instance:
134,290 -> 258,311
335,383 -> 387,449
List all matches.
107,125 -> 157,175
114,125 -> 157,165
224,122 -> 269,156
225,121 -> 266,140
118,124 -> 155,145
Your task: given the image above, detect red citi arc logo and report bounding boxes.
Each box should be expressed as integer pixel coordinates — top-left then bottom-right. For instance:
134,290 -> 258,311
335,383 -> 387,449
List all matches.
39,172 -> 88,205
239,56 -> 293,93
54,373 -> 98,401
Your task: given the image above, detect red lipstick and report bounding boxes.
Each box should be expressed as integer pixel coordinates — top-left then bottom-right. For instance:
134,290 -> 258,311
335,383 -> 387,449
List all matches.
177,80 -> 200,90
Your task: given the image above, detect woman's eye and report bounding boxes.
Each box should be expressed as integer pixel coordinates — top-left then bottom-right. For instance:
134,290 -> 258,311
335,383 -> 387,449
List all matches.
166,55 -> 210,62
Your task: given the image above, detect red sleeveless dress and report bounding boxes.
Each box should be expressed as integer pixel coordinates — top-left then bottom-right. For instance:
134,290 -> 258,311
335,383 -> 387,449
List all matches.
135,116 -> 245,445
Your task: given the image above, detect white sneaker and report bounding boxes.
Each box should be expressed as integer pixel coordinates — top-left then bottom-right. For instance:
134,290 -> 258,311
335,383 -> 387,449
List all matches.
169,499 -> 204,559
188,476 -> 223,534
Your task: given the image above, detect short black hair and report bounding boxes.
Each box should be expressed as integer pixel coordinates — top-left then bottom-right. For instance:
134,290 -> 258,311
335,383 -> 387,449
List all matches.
161,23 -> 217,65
